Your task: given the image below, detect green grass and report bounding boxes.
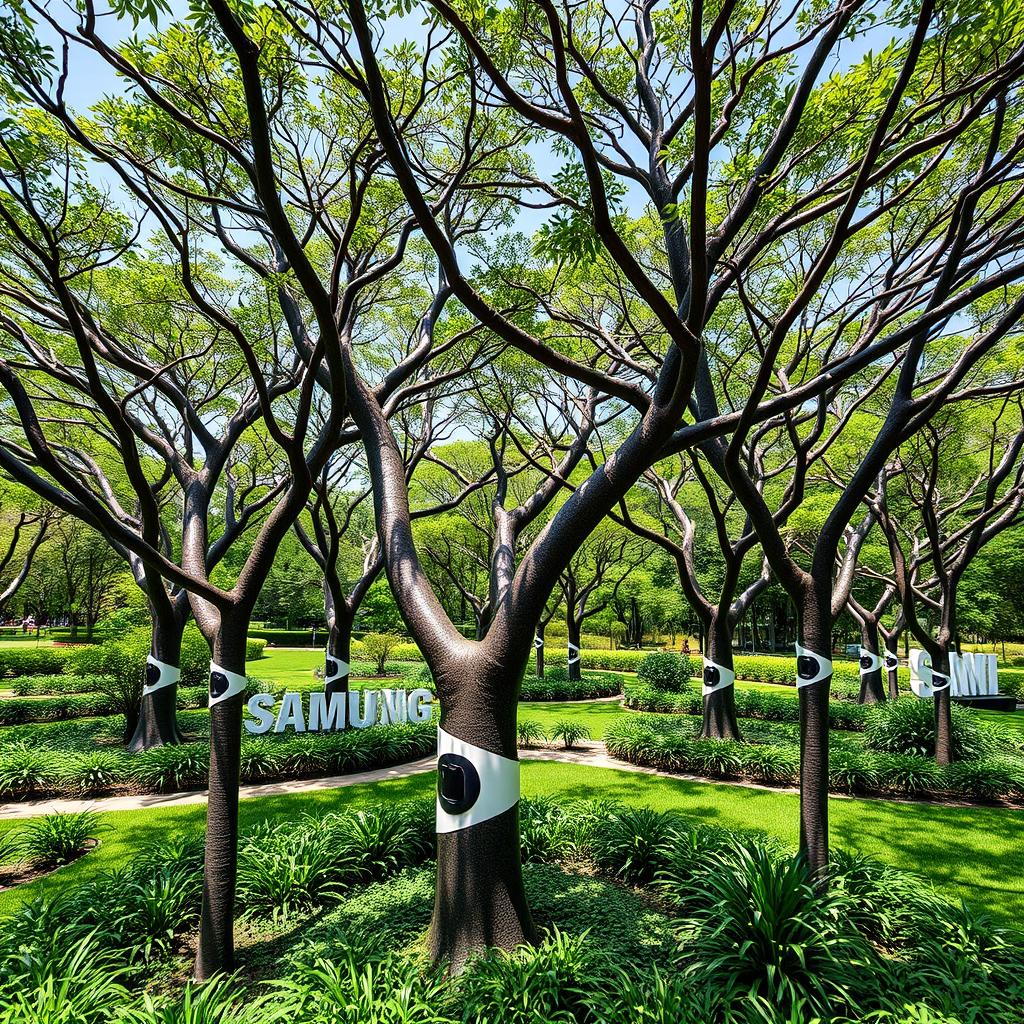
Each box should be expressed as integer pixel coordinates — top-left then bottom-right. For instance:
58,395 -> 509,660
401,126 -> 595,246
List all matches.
518,700 -> 625,739
2,760 -> 1021,925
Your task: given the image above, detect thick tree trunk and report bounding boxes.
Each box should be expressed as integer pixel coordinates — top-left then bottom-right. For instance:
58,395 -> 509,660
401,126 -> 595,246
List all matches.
325,612 -> 352,697
128,610 -> 187,752
798,603 -> 831,876
857,619 -> 886,705
428,676 -> 536,970
701,620 -> 742,741
196,622 -> 247,981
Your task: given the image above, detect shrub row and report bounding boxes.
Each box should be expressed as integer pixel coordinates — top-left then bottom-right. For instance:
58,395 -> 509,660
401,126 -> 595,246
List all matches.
6,673 -> 113,696
0,647 -> 73,677
730,652 -> 911,691
519,670 -> 624,701
623,680 -> 870,730
0,721 -> 435,799
605,716 -> 1024,801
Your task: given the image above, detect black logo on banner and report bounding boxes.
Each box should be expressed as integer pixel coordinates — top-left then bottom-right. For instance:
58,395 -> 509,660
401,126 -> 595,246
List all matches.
210,671 -> 230,699
146,662 -> 161,686
797,656 -> 818,680
704,665 -> 720,685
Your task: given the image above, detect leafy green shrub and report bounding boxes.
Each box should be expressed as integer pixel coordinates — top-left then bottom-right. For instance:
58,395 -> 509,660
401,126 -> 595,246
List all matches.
17,811 -> 107,868
120,977 -> 281,1024
549,720 -> 591,748
519,671 -> 623,701
460,928 -> 603,1024
0,827 -> 21,868
9,674 -> 112,696
590,807 -> 677,885
741,744 -> 800,783
865,699 -> 996,760
636,651 -> 688,691
237,820 -> 344,921
60,750 -> 129,795
670,845 -> 873,1021
519,798 -> 577,864
360,633 -> 404,675
874,754 -> 945,795
131,743 -> 209,792
943,758 -> 1024,801
829,749 -> 882,794
517,719 -> 546,747
0,747 -> 58,795
0,646 -> 72,677
322,801 -> 434,882
246,637 -> 268,661
0,692 -> 116,726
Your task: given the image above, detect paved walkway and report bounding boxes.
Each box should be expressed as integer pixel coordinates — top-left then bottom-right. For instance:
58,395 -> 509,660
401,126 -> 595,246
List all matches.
0,741 -> 802,820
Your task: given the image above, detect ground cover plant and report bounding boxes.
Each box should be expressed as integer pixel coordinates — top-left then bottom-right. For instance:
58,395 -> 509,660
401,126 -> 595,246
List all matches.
0,795 -> 1020,1024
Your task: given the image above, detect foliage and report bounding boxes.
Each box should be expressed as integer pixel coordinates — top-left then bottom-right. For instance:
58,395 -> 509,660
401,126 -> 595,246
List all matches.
360,633 -> 404,676
548,721 -> 591,749
865,700 -> 998,760
16,811 -> 106,868
636,652 -> 690,692
516,720 -> 546,747
518,672 -> 623,701
0,647 -> 71,677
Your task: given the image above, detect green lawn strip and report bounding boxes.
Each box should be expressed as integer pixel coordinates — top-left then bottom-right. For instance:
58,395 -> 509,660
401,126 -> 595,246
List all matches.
517,699 -> 626,740
2,761 -> 1020,925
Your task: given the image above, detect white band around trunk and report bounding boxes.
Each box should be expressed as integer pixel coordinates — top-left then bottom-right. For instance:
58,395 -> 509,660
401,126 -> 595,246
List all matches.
436,727 -> 520,834
567,641 -> 580,665
324,649 -> 350,687
209,662 -> 247,707
143,655 -> 181,696
702,658 -> 735,695
930,670 -> 951,692
858,648 -> 883,676
534,635 -> 544,650
795,643 -> 833,687
884,651 -> 900,669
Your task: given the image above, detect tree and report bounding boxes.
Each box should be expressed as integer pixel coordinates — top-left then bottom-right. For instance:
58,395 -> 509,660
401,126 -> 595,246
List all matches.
0,483 -> 52,620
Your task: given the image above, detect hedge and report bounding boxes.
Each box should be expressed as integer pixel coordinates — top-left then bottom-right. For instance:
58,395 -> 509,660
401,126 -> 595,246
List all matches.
623,681 -> 869,731
729,653 -> 910,693
0,647 -> 74,678
604,716 -> 1024,803
519,671 -> 624,701
0,720 -> 436,799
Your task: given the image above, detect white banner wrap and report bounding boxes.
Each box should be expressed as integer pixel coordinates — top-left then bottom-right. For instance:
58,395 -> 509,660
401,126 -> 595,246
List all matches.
209,662 -> 247,707
884,651 -> 900,670
534,635 -> 544,650
702,658 -> 735,695
795,643 -> 833,687
567,641 -> 580,666
930,670 -> 951,692
436,727 -> 520,834
324,649 -> 350,688
143,655 -> 181,696
858,648 -> 883,676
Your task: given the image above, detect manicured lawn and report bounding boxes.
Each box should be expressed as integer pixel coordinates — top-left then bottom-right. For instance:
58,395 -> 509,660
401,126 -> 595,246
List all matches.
3,761 -> 1020,925
518,699 -> 625,739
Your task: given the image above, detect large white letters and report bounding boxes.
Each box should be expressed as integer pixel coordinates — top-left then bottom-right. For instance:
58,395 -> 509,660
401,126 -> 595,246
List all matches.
243,687 -> 434,734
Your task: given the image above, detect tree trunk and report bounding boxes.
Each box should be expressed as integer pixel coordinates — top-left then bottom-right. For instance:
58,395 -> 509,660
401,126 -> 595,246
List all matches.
196,621 -> 248,981
535,625 -> 545,679
797,602 -> 831,876
566,614 -> 582,682
701,618 -> 742,741
857,619 -> 886,705
428,675 -> 536,970
884,630 -> 901,698
127,609 -> 187,752
933,646 -> 953,765
325,611 -> 352,697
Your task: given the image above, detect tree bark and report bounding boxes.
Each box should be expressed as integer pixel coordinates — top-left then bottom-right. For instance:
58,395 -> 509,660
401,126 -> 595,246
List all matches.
128,608 -> 187,752
701,618 -> 742,740
534,625 -> 545,679
566,613 -> 582,682
428,675 -> 536,971
883,629 -> 901,698
798,600 -> 831,877
933,646 -> 953,765
325,610 -> 353,697
196,621 -> 247,981
858,618 -> 886,705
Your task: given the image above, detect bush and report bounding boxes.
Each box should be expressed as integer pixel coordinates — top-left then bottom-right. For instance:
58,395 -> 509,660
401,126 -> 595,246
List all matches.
874,754 -> 945,795
865,699 -> 997,761
519,671 -> 623,701
668,844 -> 874,1021
360,633 -> 404,675
741,744 -> 800,783
636,652 -> 689,692
943,758 -> 1024,801
0,646 -> 72,677
549,720 -> 591,748
17,811 -> 107,868
246,637 -> 268,661
9,674 -> 112,696
590,807 -> 677,885
0,747 -> 59,795
60,750 -> 129,795
132,743 -> 210,792
519,798 -> 578,864
517,719 -> 546,747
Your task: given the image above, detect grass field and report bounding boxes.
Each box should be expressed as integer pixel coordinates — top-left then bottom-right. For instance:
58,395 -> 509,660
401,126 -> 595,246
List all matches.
2,760 -> 1020,925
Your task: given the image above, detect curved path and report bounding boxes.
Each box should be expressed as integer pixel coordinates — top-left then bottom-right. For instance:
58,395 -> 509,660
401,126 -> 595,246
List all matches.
0,740 -> 809,820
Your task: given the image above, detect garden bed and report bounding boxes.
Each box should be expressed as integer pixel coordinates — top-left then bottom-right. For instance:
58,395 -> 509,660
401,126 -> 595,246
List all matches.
1,795 -> 1020,1024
